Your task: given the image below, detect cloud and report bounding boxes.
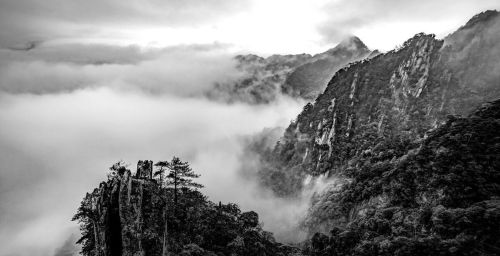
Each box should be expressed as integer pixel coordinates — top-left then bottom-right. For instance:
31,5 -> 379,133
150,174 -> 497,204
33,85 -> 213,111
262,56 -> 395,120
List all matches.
0,43 -> 241,96
0,0 -> 252,47
0,44 -> 305,254
317,0 -> 500,50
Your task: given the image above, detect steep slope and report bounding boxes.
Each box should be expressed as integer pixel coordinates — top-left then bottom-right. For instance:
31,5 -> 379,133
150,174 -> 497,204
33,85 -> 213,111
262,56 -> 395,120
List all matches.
259,10 -> 500,196
304,99 -> 500,256
208,37 -> 376,104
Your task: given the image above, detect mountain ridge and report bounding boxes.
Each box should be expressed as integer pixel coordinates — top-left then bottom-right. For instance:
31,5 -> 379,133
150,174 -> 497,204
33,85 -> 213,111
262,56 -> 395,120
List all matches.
208,36 -> 377,104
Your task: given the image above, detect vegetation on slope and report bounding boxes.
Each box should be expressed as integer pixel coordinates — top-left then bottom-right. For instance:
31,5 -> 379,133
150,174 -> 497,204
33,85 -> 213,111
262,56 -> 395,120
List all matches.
303,99 -> 500,256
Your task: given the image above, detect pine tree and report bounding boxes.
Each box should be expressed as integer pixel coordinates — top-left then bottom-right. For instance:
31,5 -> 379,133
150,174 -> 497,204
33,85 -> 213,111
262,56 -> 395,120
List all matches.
153,161 -> 170,256
163,157 -> 203,208
154,161 -> 168,188
154,157 -> 203,256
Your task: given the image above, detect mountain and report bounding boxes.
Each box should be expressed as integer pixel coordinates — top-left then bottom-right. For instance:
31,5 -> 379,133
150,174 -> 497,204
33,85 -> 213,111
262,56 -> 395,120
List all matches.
73,160 -> 301,256
208,53 -> 312,104
74,99 -> 500,256
208,37 -> 377,104
72,10 -> 500,256
304,99 -> 500,255
257,10 -> 500,197
282,36 -> 374,100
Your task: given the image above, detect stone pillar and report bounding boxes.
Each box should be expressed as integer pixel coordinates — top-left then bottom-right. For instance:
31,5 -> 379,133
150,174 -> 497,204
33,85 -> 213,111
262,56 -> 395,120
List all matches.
136,160 -> 153,179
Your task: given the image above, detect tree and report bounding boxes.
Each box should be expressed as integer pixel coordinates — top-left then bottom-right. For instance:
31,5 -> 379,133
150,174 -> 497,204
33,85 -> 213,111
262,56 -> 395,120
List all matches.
72,189 -> 100,256
154,161 -> 168,188
154,157 -> 203,256
160,157 -> 204,209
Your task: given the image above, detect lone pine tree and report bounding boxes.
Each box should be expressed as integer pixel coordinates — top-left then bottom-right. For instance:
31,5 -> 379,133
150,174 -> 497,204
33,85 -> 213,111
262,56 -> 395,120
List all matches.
154,157 -> 204,256
155,156 -> 204,209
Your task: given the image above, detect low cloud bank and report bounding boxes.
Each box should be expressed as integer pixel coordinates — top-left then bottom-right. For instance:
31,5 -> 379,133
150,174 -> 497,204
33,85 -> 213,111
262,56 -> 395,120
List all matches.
0,43 -> 241,96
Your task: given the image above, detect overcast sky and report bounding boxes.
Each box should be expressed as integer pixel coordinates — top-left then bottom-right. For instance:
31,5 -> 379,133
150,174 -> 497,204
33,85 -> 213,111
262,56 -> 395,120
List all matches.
1,0 -> 499,54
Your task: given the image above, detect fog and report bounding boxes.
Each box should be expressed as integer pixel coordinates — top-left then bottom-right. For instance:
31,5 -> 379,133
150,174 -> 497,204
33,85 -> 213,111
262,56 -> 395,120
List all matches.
0,45 -> 308,256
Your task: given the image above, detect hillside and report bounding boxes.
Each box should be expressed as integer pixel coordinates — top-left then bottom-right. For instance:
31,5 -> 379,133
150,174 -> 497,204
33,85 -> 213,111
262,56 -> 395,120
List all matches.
303,99 -> 500,255
257,10 -> 500,196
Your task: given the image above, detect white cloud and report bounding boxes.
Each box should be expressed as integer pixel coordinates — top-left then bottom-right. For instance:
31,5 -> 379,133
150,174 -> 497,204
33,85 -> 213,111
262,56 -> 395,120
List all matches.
0,44 -> 241,95
0,88 -> 305,255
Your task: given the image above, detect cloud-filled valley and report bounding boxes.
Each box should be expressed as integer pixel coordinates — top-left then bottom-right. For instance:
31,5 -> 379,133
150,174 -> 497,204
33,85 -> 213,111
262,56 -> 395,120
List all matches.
0,44 -> 310,255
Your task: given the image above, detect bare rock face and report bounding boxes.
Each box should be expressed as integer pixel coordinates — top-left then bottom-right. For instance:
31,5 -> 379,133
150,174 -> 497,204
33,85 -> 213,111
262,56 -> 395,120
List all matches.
136,160 -> 153,179
74,160 -> 297,256
88,162 -> 163,256
261,10 -> 500,196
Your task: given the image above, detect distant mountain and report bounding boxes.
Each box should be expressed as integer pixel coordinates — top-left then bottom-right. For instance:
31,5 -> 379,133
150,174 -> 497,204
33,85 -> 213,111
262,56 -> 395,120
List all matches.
282,36 -> 375,100
208,37 -> 377,104
208,53 -> 312,104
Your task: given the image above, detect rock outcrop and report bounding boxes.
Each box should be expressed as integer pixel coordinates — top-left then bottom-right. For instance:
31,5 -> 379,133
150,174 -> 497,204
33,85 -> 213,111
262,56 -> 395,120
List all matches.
75,163 -> 163,256
73,161 -> 298,256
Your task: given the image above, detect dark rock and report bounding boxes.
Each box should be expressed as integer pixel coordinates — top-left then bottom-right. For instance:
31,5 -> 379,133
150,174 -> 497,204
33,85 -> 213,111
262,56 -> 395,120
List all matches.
136,160 -> 153,179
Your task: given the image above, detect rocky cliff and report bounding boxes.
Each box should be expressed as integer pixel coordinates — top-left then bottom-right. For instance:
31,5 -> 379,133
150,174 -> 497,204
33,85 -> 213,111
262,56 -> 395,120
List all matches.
259,10 -> 500,196
303,98 -> 500,255
73,162 -> 165,256
73,161 -> 298,256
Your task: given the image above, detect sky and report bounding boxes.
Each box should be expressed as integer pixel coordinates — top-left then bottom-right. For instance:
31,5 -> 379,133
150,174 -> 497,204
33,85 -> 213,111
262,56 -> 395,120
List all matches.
0,0 -> 499,54
0,1 -> 499,256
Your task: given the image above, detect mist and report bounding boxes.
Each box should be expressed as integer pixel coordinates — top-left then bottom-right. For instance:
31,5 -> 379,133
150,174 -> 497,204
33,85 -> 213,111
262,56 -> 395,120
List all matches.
0,44 -> 309,256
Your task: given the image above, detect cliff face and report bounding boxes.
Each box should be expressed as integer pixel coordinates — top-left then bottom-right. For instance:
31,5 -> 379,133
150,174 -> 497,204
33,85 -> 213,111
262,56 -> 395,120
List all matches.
80,163 -> 163,256
74,161 -> 298,256
261,10 -> 500,196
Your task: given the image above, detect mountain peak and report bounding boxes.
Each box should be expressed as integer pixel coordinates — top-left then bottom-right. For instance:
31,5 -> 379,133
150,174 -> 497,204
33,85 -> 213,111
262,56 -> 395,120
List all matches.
462,10 -> 499,29
336,36 -> 369,51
